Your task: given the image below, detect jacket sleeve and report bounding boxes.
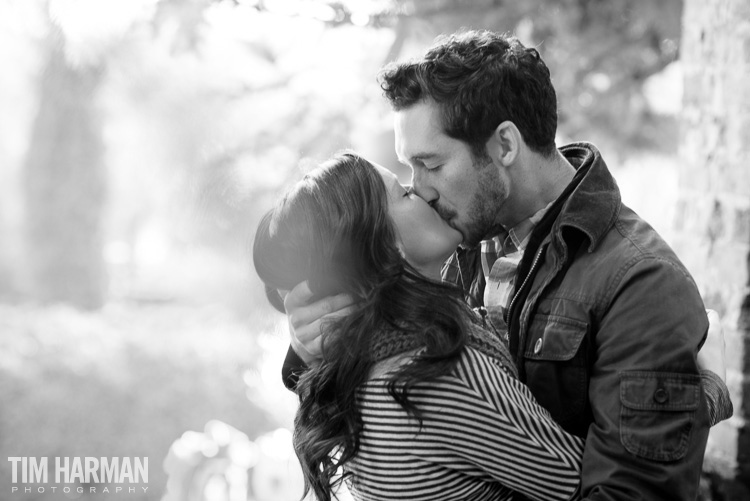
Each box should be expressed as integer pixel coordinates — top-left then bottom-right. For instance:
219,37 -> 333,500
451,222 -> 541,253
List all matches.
701,369 -> 733,426
581,256 -> 710,500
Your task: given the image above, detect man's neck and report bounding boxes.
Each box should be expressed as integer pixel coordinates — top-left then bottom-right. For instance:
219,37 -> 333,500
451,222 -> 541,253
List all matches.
500,149 -> 575,230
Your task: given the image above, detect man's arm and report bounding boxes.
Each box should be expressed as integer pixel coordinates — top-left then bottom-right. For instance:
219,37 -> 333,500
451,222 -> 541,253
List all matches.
581,257 -> 710,500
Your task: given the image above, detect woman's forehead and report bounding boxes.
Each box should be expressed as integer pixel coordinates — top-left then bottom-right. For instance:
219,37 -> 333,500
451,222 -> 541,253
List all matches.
373,164 -> 400,189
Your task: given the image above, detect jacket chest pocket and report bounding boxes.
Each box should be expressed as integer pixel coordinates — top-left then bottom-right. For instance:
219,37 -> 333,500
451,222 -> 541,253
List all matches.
619,372 -> 700,461
523,314 -> 589,432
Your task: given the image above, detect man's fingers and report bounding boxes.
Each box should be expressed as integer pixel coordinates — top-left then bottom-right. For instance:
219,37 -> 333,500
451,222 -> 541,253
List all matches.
290,327 -> 323,363
287,293 -> 355,329
293,305 -> 358,345
289,305 -> 358,364
284,281 -> 314,309
290,319 -> 325,363
283,281 -> 356,365
324,304 -> 357,320
324,294 -> 356,314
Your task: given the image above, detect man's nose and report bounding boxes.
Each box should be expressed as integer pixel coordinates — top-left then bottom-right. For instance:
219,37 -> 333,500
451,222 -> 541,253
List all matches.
411,172 -> 438,205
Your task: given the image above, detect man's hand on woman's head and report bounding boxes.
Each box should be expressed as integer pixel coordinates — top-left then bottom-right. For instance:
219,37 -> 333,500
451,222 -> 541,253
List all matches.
284,281 -> 356,365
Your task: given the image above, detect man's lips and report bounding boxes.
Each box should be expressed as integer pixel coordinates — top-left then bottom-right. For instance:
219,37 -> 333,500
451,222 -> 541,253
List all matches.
433,204 -> 456,224
433,204 -> 463,237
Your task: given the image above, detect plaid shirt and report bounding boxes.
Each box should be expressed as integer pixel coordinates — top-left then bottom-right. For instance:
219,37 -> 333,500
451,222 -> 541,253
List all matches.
481,203 -> 553,329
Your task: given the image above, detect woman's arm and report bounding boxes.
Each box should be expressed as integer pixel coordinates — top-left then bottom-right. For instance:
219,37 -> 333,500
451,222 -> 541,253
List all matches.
357,347 -> 584,501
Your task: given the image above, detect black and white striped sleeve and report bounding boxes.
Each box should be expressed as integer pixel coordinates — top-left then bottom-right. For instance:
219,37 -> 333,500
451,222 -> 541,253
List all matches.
354,347 -> 584,501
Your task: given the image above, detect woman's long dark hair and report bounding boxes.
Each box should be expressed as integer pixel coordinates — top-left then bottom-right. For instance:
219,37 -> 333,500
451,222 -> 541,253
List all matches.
253,152 -> 475,501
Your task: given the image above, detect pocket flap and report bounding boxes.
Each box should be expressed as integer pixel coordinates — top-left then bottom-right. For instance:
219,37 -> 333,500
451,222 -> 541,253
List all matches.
620,371 -> 700,411
524,314 -> 588,361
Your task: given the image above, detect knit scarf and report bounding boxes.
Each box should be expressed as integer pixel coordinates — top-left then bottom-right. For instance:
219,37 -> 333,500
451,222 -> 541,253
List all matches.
369,319 -> 519,379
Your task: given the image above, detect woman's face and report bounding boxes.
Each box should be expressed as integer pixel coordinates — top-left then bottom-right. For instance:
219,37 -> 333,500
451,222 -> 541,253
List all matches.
375,164 -> 462,275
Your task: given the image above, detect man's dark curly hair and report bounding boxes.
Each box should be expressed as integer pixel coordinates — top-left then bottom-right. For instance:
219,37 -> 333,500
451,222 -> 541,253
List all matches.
379,30 -> 558,159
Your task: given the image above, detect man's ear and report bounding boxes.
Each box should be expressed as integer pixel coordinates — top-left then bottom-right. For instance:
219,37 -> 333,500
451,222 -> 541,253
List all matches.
486,121 -> 522,167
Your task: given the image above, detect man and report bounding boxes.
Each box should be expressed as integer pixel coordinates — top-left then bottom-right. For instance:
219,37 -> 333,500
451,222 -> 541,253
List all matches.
280,30 -> 729,499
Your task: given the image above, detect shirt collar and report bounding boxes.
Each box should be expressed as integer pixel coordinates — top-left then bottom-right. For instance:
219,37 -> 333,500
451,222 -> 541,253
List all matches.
482,201 -> 555,255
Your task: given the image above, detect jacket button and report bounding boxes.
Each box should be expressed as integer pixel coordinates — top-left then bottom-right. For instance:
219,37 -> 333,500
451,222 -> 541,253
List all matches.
653,388 -> 669,404
533,338 -> 543,354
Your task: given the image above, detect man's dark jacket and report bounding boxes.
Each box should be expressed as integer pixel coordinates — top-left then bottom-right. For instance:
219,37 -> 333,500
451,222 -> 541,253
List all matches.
446,142 -> 710,500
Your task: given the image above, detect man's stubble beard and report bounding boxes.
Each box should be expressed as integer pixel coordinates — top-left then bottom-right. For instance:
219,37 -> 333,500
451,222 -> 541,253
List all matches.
460,160 -> 508,249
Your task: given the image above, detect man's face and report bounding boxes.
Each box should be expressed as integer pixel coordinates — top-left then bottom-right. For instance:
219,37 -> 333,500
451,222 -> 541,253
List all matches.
394,100 -> 508,248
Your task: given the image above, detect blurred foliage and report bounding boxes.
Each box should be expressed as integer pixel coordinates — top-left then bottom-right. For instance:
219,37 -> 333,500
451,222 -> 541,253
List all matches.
106,0 -> 683,282
219,0 -> 683,155
0,302 -> 293,500
23,18 -> 108,309
0,0 -> 684,305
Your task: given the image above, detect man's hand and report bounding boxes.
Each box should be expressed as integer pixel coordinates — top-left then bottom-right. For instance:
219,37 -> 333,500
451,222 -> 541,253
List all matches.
698,309 -> 726,381
283,281 -> 356,364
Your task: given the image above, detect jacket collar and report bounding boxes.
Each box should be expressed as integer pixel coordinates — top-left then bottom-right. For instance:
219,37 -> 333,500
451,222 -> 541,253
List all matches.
555,142 -> 621,252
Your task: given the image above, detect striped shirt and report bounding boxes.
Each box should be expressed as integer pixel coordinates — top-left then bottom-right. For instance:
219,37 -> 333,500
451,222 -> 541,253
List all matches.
347,346 -> 585,501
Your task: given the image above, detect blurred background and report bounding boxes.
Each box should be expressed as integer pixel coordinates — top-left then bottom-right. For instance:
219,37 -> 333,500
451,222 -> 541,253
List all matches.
1,0 -> 747,500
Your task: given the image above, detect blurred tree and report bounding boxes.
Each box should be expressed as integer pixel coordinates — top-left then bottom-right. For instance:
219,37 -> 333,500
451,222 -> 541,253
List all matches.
13,0 -> 684,309
532,0 -> 683,154
127,0 -> 382,259
236,0 -> 682,156
22,19 -> 107,310
391,0 -> 683,155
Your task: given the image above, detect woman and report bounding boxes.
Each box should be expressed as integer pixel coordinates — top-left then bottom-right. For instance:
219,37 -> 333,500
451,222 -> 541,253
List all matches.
253,152 -> 584,501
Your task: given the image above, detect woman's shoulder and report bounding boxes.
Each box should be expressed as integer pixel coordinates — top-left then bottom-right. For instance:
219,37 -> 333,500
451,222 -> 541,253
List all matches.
364,321 -> 516,381
360,346 -> 523,424
453,343 -> 519,388
367,348 -> 420,380
366,342 -> 515,388
465,322 -> 518,378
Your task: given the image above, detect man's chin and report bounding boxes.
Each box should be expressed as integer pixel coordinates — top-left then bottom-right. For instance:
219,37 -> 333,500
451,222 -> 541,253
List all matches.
458,238 -> 480,250
458,232 -> 484,250
458,242 -> 478,250
447,226 -> 470,249
444,219 -> 480,249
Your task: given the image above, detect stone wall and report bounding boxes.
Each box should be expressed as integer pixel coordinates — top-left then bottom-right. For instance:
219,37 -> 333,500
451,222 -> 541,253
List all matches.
676,0 -> 750,497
